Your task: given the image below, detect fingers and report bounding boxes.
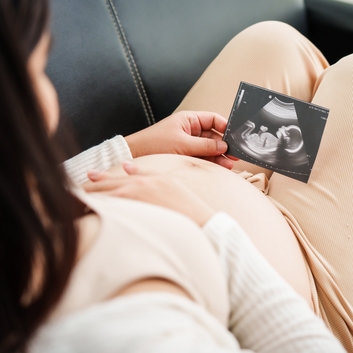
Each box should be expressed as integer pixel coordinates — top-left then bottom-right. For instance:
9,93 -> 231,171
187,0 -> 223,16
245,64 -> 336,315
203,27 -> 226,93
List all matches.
194,111 -> 229,134
216,156 -> 234,169
183,111 -> 228,136
87,161 -> 150,183
225,154 -> 240,161
84,173 -> 168,202
203,155 -> 234,169
84,173 -> 151,196
87,169 -> 111,182
178,111 -> 234,162
216,140 -> 228,154
83,178 -> 124,193
199,129 -> 224,140
122,161 -> 139,175
187,136 -> 228,157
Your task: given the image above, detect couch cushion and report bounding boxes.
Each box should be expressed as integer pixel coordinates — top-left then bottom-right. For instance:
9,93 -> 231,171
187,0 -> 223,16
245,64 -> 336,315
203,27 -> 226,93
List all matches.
48,0 -> 307,153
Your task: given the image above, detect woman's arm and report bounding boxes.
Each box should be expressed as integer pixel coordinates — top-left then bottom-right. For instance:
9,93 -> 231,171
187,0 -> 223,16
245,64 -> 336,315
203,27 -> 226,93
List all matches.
63,111 -> 234,185
27,293 -> 251,353
203,212 -> 345,352
63,135 -> 132,185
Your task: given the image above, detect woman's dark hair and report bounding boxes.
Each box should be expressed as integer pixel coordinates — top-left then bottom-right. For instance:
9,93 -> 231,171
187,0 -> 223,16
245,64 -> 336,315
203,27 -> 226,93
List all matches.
0,1 -> 80,351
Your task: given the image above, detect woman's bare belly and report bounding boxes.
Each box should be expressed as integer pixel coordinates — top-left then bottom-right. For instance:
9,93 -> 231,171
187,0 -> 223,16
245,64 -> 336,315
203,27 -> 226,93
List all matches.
90,154 -> 313,307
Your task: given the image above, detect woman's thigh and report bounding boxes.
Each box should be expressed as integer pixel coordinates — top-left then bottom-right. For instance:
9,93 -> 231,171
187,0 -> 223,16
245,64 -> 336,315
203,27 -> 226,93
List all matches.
174,21 -> 328,178
107,154 -> 313,307
268,54 -> 353,307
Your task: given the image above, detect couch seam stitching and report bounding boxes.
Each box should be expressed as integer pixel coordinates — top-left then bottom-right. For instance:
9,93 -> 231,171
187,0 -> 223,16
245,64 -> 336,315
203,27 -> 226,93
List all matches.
105,0 -> 155,126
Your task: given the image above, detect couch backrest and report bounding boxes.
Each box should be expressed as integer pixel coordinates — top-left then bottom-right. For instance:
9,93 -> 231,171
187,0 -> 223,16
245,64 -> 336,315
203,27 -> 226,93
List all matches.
47,0 -> 307,153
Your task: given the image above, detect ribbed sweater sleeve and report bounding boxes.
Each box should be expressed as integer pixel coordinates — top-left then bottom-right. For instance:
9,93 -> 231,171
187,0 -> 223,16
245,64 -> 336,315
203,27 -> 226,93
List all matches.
62,136 -> 132,185
203,212 -> 345,353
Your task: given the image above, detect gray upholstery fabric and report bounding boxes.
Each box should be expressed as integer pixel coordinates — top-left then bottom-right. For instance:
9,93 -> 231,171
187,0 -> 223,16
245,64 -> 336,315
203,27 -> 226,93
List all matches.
47,0 -> 349,154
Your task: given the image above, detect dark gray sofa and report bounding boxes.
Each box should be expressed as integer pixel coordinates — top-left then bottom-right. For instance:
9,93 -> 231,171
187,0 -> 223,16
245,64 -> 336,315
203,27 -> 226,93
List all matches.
47,0 -> 353,157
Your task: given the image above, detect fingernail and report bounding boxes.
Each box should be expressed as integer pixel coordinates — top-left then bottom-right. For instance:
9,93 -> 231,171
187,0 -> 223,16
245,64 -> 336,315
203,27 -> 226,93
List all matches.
123,161 -> 134,169
88,170 -> 100,178
225,159 -> 234,169
216,141 -> 228,152
123,160 -> 137,173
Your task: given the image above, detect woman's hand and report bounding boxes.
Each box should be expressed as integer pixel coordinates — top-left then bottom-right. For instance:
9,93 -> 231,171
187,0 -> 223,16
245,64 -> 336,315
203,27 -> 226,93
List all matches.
125,111 -> 236,169
84,161 -> 215,227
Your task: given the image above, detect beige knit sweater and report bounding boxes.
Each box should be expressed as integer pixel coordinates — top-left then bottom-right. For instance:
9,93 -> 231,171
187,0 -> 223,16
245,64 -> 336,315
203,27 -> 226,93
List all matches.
28,136 -> 345,353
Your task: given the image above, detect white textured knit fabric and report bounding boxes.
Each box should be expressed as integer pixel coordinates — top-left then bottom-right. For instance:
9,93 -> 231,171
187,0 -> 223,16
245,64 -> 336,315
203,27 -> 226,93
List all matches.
204,213 -> 345,352
29,213 -> 345,353
63,135 -> 132,185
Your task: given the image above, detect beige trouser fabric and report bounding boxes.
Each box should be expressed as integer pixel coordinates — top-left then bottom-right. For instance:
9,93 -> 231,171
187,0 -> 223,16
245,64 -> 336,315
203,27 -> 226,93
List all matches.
175,21 -> 353,352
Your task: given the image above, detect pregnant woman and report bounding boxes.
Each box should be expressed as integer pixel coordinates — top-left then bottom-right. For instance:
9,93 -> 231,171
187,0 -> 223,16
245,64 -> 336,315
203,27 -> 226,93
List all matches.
0,0 -> 351,351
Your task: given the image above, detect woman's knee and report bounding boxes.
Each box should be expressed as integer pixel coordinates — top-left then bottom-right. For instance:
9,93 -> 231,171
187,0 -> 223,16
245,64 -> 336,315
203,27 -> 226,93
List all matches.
227,21 -> 311,61
329,53 -> 353,74
222,21 -> 328,100
233,21 -> 303,50
313,53 -> 353,98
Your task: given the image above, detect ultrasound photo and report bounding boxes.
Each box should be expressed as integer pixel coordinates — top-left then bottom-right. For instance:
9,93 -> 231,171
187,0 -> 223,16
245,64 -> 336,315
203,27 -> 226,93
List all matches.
223,82 -> 329,182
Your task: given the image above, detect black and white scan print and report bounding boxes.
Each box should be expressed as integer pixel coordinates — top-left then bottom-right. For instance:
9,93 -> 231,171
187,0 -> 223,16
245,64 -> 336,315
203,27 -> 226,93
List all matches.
223,82 -> 329,182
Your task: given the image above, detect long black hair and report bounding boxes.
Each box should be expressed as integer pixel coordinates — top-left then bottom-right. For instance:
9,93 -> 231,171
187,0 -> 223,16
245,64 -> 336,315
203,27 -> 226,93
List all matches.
0,1 -> 80,351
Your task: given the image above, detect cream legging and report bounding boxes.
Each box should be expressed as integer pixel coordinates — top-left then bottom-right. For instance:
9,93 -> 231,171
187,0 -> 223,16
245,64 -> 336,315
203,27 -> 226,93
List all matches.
175,21 -> 353,352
